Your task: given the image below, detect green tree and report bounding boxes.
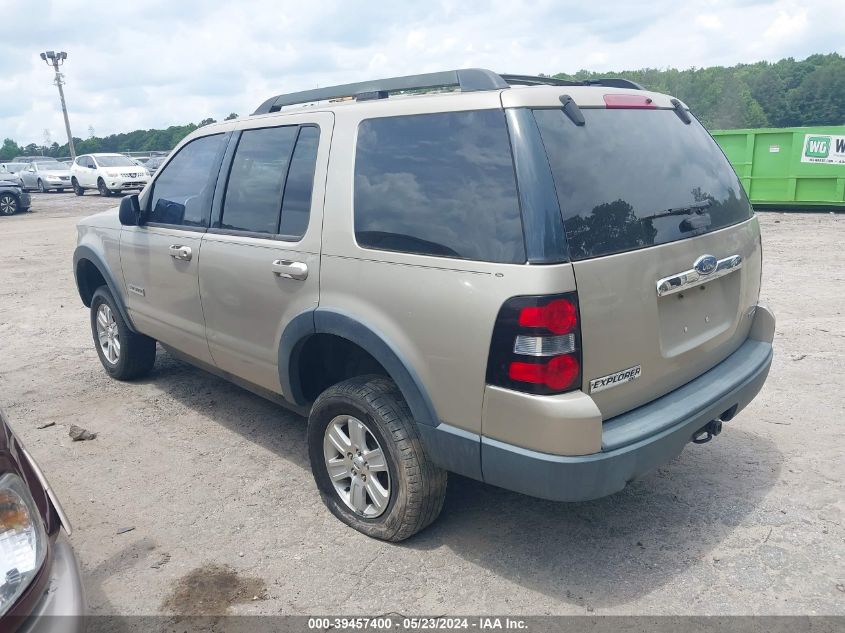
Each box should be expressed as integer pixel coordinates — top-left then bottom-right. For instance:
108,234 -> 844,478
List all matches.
224,112 -> 239,120
0,138 -> 22,161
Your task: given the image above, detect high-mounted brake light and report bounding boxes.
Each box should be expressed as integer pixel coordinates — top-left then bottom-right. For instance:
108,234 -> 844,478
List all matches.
603,94 -> 656,109
486,292 -> 582,395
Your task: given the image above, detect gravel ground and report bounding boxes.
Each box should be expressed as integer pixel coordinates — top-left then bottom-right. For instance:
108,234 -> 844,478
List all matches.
1,192 -> 843,616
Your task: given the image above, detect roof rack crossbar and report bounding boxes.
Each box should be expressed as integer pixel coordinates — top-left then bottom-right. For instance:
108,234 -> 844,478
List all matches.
498,74 -> 580,87
501,74 -> 643,90
583,77 -> 644,90
252,68 -> 509,115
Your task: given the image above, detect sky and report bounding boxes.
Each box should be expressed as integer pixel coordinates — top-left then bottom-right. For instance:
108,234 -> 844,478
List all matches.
2,0 -> 843,147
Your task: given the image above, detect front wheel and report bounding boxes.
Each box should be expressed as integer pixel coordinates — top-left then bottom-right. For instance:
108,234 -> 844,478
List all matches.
37,179 -> 46,193
72,178 -> 84,196
97,178 -> 112,197
0,193 -> 18,216
90,286 -> 156,380
308,376 -> 447,542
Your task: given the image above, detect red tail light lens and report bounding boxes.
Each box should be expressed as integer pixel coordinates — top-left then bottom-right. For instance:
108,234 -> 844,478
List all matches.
509,355 -> 580,391
518,298 -> 577,334
603,94 -> 656,109
486,292 -> 582,395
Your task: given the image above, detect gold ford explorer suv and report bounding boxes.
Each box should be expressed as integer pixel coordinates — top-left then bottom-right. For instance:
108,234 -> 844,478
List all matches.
73,69 -> 775,541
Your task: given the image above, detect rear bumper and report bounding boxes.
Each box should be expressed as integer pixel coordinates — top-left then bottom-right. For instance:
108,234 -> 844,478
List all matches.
481,336 -> 773,501
15,540 -> 86,633
420,305 -> 775,501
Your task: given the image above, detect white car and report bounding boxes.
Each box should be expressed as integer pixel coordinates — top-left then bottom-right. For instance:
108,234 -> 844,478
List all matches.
70,153 -> 150,197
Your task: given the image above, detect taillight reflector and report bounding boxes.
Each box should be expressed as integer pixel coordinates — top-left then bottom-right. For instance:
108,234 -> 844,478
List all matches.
509,355 -> 580,391
518,299 -> 578,334
603,94 -> 656,109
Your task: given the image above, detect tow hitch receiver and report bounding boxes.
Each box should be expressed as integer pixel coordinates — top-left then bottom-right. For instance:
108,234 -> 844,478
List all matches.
692,419 -> 723,444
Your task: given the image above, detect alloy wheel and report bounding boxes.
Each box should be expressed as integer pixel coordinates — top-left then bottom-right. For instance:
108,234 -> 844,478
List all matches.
96,304 -> 120,364
0,194 -> 17,216
323,415 -> 391,518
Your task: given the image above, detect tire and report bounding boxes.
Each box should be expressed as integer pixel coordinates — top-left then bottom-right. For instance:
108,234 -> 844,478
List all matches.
57,188 -> 65,193
0,193 -> 18,216
308,376 -> 447,542
37,179 -> 46,193
72,178 -> 84,196
90,286 -> 156,380
97,178 -> 112,197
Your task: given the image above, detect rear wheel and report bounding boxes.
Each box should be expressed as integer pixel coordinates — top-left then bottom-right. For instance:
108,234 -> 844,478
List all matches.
97,178 -> 112,197
72,178 -> 84,196
308,376 -> 447,542
90,286 -> 156,380
0,193 -> 18,216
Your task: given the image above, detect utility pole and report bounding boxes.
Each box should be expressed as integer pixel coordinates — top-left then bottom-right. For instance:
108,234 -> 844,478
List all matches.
39,51 -> 76,159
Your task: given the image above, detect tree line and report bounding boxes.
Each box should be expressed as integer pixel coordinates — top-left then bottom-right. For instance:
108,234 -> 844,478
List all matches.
2,52 -> 844,161
553,52 -> 845,130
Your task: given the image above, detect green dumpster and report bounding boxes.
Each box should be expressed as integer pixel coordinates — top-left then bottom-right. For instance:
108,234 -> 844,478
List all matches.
711,126 -> 845,209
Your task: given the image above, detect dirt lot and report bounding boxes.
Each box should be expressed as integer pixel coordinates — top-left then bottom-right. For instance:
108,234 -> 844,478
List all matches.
1,192 -> 843,616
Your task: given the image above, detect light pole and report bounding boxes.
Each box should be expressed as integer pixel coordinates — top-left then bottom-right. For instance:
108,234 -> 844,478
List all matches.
39,50 -> 76,159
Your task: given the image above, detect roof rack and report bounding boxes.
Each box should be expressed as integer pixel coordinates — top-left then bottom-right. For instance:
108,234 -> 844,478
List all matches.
253,69 -> 508,115
252,69 -> 643,115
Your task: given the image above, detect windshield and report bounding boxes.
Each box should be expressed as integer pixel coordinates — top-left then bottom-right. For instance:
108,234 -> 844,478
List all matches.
95,155 -> 137,167
35,162 -> 67,170
534,108 -> 753,260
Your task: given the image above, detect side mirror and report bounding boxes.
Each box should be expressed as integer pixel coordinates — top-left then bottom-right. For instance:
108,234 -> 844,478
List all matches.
119,194 -> 142,226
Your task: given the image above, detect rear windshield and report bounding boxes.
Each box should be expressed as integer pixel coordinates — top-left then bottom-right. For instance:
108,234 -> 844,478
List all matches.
534,108 -> 753,261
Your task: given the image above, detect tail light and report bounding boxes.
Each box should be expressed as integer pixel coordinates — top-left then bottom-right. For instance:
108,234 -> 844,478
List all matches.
486,292 -> 582,395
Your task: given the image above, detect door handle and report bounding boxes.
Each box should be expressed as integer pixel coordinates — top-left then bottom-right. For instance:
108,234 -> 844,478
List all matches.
169,245 -> 192,261
271,260 -> 308,280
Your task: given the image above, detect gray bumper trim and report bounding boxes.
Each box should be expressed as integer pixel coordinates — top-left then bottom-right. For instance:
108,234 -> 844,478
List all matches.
17,540 -> 86,633
480,338 -> 773,502
602,339 -> 773,451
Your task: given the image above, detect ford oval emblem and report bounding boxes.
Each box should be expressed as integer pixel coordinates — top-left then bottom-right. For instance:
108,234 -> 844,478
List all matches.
694,255 -> 718,276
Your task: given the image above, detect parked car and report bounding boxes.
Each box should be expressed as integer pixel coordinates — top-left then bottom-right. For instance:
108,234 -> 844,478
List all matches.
70,154 -> 150,197
0,163 -> 26,187
0,181 -> 31,215
0,408 -> 85,628
11,156 -> 59,164
73,69 -> 775,541
141,156 -> 166,176
19,162 -> 72,193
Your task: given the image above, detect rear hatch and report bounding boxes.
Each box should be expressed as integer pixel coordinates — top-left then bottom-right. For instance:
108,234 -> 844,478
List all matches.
533,102 -> 762,419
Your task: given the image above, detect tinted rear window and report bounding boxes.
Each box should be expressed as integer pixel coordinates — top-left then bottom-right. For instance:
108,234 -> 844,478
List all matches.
534,109 -> 753,260
354,110 -> 525,264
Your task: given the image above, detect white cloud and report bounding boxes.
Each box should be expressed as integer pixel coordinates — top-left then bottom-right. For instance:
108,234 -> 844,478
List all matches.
0,0 -> 843,146
695,14 -> 724,30
764,9 -> 808,41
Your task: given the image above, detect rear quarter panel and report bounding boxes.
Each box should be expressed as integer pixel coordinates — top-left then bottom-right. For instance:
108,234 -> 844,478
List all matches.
321,97 -> 577,434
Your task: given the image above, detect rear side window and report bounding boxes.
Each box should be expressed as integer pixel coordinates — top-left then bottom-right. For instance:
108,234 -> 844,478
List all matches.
220,125 -> 319,238
354,110 -> 525,264
148,134 -> 225,227
279,127 -> 319,238
534,109 -> 753,260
